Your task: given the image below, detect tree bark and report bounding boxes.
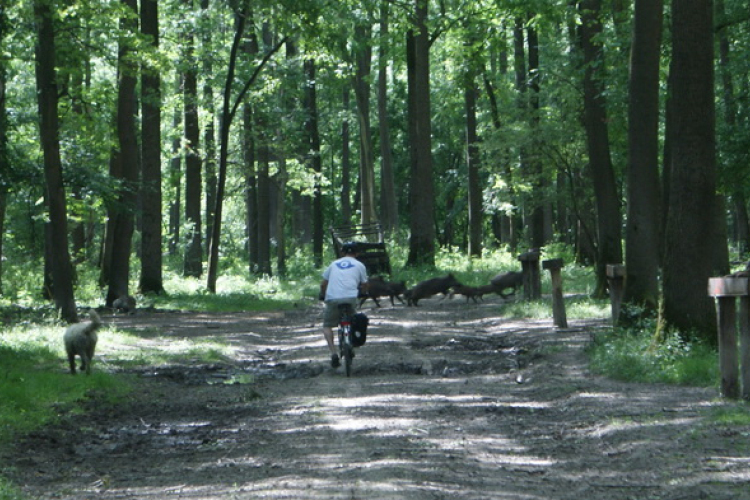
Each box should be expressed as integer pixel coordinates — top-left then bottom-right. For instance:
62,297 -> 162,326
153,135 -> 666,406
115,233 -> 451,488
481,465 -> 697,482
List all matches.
579,0 -> 623,298
106,0 -> 139,306
34,0 -> 78,322
353,23 -> 377,227
406,0 -> 436,267
139,0 -> 164,295
623,0 -> 663,312
340,87 -> 352,224
183,0 -> 203,278
464,32 -> 482,257
378,0 -> 397,232
663,0 -> 720,342
304,58 -> 324,267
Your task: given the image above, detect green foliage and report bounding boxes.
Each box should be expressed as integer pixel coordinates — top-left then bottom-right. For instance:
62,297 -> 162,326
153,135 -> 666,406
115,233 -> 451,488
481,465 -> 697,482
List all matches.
0,326 -> 131,444
710,405 -> 750,426
588,326 -> 718,387
0,476 -> 24,500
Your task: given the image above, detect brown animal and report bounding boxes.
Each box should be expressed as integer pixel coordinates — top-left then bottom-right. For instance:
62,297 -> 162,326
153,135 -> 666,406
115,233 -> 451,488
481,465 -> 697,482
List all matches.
406,274 -> 462,306
63,310 -> 102,375
359,276 -> 407,307
113,295 -> 136,314
451,284 -> 496,304
490,271 -> 523,299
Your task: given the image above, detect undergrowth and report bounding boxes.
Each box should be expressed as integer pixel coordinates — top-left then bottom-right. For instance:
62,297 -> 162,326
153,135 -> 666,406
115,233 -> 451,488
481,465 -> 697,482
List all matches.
587,313 -> 718,387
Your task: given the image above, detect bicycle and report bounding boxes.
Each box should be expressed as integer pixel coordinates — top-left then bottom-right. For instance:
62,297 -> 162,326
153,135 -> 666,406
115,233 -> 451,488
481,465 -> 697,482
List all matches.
337,303 -> 356,377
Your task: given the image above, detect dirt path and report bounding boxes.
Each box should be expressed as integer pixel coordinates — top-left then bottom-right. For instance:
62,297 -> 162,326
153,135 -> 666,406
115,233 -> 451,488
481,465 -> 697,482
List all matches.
4,295 -> 750,499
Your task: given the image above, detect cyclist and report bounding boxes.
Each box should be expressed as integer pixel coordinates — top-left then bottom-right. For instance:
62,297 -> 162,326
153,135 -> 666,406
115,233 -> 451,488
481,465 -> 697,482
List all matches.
319,242 -> 368,368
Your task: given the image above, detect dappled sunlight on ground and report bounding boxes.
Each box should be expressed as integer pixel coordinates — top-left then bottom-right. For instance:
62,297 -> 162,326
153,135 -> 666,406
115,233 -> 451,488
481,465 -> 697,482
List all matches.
5,299 -> 750,500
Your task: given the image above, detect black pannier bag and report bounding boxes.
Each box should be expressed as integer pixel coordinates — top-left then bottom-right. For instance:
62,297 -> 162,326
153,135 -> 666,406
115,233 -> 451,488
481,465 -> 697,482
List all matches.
350,312 -> 369,347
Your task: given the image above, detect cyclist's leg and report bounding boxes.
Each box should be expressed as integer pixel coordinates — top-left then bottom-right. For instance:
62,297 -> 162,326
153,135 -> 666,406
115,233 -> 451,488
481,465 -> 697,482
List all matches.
322,301 -> 341,367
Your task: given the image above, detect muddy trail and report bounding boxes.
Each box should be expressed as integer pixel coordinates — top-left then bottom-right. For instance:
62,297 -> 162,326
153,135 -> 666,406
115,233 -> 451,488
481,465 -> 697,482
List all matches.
3,294 -> 750,500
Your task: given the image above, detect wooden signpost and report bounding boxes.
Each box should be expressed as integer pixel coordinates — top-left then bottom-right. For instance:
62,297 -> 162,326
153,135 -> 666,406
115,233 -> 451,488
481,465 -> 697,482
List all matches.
543,258 -> 568,329
708,277 -> 750,400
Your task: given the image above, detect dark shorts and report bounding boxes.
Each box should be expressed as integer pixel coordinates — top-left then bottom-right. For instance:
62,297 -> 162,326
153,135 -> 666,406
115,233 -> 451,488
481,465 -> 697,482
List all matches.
323,298 -> 357,327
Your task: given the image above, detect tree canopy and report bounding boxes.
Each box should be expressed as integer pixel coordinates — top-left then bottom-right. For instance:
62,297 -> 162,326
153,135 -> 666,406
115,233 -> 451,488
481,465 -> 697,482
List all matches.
1,0 -> 745,340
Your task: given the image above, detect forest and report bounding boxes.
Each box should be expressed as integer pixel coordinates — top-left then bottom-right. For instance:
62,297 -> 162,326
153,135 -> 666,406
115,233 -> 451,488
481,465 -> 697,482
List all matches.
0,0 -> 741,341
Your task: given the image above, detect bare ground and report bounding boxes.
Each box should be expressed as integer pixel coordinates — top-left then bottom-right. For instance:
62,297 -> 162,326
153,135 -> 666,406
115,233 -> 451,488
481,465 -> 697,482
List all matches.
3,294 -> 750,500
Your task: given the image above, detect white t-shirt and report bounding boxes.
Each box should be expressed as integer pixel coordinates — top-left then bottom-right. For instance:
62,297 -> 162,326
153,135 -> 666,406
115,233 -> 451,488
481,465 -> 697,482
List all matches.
322,256 -> 368,300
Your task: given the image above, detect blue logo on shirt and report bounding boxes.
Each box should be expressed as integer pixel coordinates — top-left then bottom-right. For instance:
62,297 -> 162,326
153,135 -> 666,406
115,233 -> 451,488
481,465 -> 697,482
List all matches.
336,261 -> 354,270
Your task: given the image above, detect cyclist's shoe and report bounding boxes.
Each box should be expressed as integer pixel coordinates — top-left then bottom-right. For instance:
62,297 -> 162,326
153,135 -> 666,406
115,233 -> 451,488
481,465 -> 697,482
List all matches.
331,354 -> 340,368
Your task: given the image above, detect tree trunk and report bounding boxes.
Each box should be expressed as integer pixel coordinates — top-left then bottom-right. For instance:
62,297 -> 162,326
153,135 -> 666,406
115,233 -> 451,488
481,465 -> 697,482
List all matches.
0,8 -> 7,295
579,0 -> 623,298
464,33 -> 482,258
243,100 -> 258,271
34,0 -> 78,322
242,19 -> 259,272
340,88 -> 352,224
139,0 -> 164,295
378,0 -> 397,233
353,23 -> 377,227
304,58 -> 324,267
662,0 -> 720,342
168,77 -> 182,257
527,22 -> 546,249
202,0 -> 216,256
623,0 -> 663,312
183,0 -> 202,278
106,0 -> 139,306
512,19 -> 528,251
406,0 -> 435,267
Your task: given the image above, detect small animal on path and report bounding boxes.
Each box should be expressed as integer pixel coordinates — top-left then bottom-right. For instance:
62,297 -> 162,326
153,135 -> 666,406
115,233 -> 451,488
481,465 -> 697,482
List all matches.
406,274 -> 462,306
359,276 -> 407,307
63,310 -> 102,375
490,271 -> 523,299
112,295 -> 136,314
450,284 -> 496,304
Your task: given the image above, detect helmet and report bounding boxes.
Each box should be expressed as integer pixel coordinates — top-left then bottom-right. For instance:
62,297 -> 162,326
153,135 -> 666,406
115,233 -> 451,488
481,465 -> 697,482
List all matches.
341,241 -> 359,254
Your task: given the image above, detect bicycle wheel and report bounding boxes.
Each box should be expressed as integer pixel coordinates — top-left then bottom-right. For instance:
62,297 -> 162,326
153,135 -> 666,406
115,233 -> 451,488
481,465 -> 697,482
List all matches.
343,340 -> 353,377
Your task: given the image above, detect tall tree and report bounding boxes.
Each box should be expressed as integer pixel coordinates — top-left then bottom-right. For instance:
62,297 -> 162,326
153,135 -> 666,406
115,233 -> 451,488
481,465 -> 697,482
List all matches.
183,0 -> 203,278
140,0 -> 165,295
353,22 -> 377,226
0,0 -> 8,295
378,0 -> 397,232
202,0 -> 217,254
406,0 -> 436,267
527,21 -> 546,249
578,0 -> 622,298
206,9 -> 286,289
106,0 -> 139,306
464,28 -> 482,257
623,0 -> 663,312
304,57 -> 324,267
34,0 -> 77,321
662,0 -> 720,341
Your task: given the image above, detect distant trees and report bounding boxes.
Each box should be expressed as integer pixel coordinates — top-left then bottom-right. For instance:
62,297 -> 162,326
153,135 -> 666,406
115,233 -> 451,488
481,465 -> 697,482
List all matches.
0,0 -> 741,342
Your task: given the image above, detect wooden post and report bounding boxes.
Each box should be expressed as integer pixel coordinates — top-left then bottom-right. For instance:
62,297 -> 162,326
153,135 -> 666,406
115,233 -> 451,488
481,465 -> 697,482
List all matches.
708,277 -> 746,399
543,258 -> 568,328
606,264 -> 626,325
518,250 -> 541,301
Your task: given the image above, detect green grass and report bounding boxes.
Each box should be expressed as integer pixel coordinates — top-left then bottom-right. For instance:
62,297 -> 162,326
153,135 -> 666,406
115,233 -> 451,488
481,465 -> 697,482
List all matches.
0,476 -> 25,500
0,332 -> 131,444
588,327 -> 718,387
